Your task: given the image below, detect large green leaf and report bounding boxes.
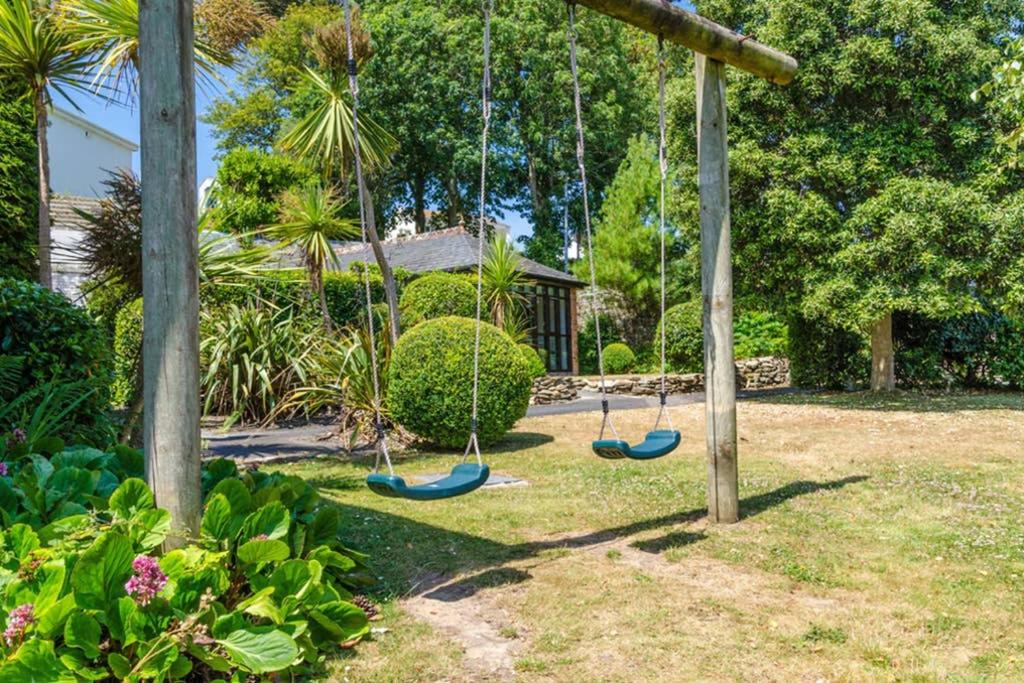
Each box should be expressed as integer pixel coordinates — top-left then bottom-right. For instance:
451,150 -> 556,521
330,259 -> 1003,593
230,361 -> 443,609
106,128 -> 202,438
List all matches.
237,538 -> 290,564
307,507 -> 340,547
5,524 -> 39,561
36,594 -> 75,638
208,478 -> 251,516
70,532 -> 134,610
0,639 -> 70,682
107,478 -> 154,520
199,494 -> 237,542
64,612 -> 102,658
44,467 -> 94,511
239,501 -> 290,542
129,508 -> 171,550
217,627 -> 298,674
308,601 -> 370,643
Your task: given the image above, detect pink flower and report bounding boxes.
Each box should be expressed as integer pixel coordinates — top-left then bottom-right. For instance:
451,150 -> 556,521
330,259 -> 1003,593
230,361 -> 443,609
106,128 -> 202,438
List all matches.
3,604 -> 34,647
5,429 -> 25,450
251,534 -> 269,541
0,463 -> 8,477
124,555 -> 167,606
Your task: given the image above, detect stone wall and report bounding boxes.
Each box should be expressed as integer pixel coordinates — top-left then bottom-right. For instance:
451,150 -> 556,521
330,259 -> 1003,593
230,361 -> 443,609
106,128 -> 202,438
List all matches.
531,357 -> 790,404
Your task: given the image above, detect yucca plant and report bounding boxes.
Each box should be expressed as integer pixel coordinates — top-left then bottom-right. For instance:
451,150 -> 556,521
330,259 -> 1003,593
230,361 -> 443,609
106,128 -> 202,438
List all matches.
277,66 -> 395,180
0,0 -> 92,288
59,0 -> 233,101
482,236 -> 532,330
200,304 -> 320,427
264,183 -> 357,331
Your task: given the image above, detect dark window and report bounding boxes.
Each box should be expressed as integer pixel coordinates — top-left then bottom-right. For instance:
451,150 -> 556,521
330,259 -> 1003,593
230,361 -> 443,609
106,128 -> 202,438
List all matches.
517,282 -> 572,372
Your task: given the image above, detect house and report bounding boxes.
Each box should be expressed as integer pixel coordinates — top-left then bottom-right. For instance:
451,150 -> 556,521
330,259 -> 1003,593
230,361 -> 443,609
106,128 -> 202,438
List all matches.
331,227 -> 585,374
46,107 -> 139,301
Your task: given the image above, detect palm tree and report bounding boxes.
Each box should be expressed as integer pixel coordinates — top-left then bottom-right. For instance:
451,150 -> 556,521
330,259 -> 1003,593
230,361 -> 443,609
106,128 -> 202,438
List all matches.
0,0 -> 91,289
59,0 -> 232,101
264,183 -> 358,331
482,236 -> 531,330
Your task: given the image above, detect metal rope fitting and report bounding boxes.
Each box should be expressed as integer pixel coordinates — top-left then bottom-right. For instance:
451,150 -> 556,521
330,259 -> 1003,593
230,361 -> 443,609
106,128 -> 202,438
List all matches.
601,399 -> 609,414
659,391 -> 667,406
348,58 -> 358,77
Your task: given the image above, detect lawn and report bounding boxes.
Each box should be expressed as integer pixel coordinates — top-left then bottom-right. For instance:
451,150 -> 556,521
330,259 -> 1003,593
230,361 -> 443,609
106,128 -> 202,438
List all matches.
278,391 -> 1024,682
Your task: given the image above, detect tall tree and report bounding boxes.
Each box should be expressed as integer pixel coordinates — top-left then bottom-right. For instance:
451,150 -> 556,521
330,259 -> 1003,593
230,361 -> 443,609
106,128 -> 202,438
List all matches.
667,0 -> 1024,388
0,0 -> 90,289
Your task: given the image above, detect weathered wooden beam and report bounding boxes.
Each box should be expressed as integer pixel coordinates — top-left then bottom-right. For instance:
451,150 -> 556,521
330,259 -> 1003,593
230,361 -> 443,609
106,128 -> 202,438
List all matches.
139,0 -> 202,545
696,54 -> 738,523
568,0 -> 797,84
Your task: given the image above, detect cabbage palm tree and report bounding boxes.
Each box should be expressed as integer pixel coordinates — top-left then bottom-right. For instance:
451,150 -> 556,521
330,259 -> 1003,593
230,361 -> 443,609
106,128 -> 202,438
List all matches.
59,0 -> 231,101
482,236 -> 531,330
0,0 -> 91,288
264,183 -> 358,331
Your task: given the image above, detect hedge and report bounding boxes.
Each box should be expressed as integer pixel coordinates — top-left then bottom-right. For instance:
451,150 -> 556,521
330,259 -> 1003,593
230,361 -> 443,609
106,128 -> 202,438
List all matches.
579,314 -> 621,374
787,314 -> 867,389
398,272 -> 477,328
602,342 -> 636,374
0,278 -> 112,433
655,300 -> 703,373
388,316 -> 531,447
112,298 -> 143,406
0,80 -> 37,280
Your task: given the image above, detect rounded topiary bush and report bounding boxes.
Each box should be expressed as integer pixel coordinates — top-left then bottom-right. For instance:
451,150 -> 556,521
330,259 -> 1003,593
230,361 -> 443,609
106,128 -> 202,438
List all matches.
388,316 -> 531,448
0,277 -> 113,428
399,272 -> 477,328
655,300 -> 703,372
602,342 -> 636,374
518,343 -> 546,379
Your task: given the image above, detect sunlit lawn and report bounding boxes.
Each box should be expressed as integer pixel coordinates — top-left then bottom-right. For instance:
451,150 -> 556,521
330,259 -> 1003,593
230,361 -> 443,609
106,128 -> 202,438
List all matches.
278,391 -> 1024,682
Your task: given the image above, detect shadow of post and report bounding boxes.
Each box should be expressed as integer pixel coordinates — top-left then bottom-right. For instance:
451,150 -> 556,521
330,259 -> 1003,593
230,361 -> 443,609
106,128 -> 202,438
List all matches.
333,475 -> 869,598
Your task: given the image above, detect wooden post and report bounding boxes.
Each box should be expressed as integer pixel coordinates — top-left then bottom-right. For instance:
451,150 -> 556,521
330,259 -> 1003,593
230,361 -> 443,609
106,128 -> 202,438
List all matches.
696,54 -> 738,524
139,0 -> 202,544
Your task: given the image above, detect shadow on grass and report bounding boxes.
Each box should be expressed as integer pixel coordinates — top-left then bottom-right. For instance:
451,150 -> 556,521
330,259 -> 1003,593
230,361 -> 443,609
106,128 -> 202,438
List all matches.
756,389 -> 1023,413
409,431 -> 554,456
333,475 -> 868,598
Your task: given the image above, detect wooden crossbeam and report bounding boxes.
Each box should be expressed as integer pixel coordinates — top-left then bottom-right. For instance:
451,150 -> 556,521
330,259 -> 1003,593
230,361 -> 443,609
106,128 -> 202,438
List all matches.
568,0 -> 798,84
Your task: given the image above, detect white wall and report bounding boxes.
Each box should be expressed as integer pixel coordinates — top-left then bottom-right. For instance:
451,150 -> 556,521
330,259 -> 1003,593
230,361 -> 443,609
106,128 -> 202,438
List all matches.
48,108 -> 137,197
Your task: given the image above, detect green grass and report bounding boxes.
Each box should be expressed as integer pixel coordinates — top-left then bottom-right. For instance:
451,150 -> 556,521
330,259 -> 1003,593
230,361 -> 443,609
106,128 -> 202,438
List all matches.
274,391 -> 1024,681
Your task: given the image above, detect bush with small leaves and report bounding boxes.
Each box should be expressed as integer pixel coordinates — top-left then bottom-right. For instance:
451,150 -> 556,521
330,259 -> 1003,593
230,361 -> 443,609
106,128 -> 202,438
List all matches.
602,342 -> 636,374
518,343 -> 546,379
654,300 -> 703,373
398,272 -> 477,328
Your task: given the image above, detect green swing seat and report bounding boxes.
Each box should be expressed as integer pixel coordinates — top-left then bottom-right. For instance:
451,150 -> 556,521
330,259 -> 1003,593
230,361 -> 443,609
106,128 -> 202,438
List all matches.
592,429 -> 681,461
366,463 -> 490,501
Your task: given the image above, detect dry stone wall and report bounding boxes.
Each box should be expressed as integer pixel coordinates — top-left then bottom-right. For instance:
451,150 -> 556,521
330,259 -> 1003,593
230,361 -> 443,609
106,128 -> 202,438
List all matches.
531,357 -> 790,404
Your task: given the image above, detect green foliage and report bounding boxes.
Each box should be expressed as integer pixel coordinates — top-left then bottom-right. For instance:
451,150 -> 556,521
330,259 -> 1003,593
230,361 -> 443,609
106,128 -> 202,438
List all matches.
787,315 -> 868,390
112,299 -> 142,407
579,135 -> 689,347
207,148 -> 313,237
482,237 -> 530,330
388,317 -> 531,448
602,342 -> 636,375
518,343 -> 546,379
0,278 -> 112,435
0,80 -> 36,280
734,311 -> 788,359
989,317 -> 1024,388
973,37 -> 1024,163
399,272 -> 477,329
655,301 -> 703,373
578,314 -> 621,375
0,449 -> 375,680
74,169 -> 144,295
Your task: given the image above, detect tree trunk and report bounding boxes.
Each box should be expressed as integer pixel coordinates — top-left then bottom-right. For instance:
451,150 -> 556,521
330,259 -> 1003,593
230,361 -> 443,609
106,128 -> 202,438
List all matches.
361,184 -> 400,344
310,264 -> 333,332
446,175 -> 461,228
34,92 -> 52,289
140,0 -> 202,547
120,361 -> 144,445
412,173 -> 426,233
870,312 -> 895,391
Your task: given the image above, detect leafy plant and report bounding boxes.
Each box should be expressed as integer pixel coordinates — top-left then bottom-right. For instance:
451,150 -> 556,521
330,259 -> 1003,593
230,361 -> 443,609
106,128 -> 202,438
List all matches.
654,300 -> 703,373
482,237 -> 530,330
578,314 -> 621,375
518,343 -> 546,379
0,456 -> 375,680
734,311 -> 788,360
0,379 -> 111,455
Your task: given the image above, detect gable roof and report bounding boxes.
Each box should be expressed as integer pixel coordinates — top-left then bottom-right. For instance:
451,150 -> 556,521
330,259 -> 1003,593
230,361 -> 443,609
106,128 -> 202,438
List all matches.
329,227 -> 584,287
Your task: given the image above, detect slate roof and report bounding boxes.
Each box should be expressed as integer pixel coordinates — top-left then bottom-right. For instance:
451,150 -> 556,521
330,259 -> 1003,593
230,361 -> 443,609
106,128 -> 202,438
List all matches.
328,226 -> 584,287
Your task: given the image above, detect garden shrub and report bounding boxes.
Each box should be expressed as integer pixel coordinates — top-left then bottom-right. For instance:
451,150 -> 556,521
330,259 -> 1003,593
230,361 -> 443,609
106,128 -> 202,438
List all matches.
989,317 -> 1024,388
655,300 -> 703,373
398,272 -> 476,328
112,299 -> 143,407
787,314 -> 868,389
84,279 -> 134,341
0,439 -> 375,680
578,314 -> 621,375
206,148 -> 314,237
0,80 -> 37,281
0,278 -> 112,434
518,343 -> 546,379
388,316 -> 531,447
734,311 -> 788,359
602,342 -> 636,374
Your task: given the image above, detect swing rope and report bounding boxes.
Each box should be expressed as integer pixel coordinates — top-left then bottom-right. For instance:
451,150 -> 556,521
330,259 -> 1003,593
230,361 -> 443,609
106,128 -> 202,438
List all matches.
652,34 -> 675,434
567,1 -> 618,441
341,0 -> 393,475
464,0 -> 493,467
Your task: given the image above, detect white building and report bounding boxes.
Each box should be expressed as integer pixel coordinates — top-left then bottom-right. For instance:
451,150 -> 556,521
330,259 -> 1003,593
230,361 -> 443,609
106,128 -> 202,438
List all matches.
47,107 -> 138,301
